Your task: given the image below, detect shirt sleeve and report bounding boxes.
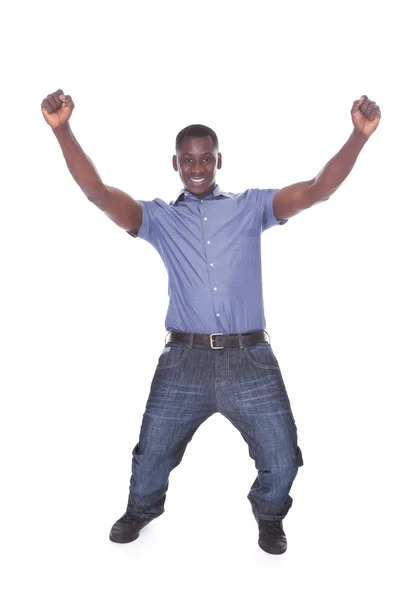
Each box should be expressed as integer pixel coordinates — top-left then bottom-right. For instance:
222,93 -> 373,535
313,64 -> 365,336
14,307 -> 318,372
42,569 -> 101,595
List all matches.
254,188 -> 288,231
126,200 -> 153,241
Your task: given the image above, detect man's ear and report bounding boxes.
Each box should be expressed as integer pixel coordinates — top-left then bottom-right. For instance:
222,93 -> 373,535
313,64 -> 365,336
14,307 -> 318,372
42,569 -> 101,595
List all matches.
172,155 -> 178,171
217,152 -> 222,170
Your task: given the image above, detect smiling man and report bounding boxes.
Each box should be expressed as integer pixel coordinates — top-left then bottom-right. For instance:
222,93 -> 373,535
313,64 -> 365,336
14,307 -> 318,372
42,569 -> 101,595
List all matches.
173,127 -> 221,197
41,90 -> 381,554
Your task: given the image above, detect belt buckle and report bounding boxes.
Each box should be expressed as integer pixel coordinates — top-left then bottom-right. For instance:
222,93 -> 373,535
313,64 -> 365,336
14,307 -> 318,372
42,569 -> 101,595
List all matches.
210,333 -> 224,350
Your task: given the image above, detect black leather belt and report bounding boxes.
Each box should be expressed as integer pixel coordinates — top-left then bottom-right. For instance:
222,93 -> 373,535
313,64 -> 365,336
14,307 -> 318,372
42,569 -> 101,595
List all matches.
165,330 -> 269,350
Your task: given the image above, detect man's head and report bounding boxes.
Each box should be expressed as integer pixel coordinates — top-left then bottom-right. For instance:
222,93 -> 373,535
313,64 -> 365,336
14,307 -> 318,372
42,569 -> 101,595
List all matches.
173,124 -> 222,198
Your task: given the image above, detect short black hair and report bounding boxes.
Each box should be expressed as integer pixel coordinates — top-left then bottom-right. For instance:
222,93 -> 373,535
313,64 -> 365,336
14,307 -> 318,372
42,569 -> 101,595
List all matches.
175,124 -> 219,152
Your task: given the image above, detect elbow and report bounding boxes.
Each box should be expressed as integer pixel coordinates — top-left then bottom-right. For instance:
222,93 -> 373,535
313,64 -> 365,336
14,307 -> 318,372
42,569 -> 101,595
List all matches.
317,194 -> 332,204
308,182 -> 334,207
309,194 -> 332,208
86,183 -> 108,206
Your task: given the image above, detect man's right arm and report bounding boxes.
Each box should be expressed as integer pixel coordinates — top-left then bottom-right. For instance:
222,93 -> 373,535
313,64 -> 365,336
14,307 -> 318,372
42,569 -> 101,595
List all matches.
41,89 -> 142,235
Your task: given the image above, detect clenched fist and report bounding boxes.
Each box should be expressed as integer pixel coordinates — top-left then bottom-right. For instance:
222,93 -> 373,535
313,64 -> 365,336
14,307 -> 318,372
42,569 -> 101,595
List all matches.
41,89 -> 75,130
351,95 -> 381,138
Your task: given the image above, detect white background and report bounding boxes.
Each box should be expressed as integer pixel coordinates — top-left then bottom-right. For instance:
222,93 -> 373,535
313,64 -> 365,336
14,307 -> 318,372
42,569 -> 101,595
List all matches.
1,1 -> 415,598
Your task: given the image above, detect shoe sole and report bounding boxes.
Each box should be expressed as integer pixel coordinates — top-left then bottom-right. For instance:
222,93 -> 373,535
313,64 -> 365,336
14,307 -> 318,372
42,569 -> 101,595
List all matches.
258,540 -> 287,555
109,531 -> 140,544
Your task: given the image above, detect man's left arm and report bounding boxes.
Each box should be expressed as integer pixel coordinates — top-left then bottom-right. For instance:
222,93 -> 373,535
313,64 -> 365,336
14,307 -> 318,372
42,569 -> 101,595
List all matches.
273,95 -> 381,221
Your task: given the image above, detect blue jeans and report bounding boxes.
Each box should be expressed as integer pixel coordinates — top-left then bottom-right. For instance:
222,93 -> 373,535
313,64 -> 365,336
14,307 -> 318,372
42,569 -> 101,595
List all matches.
127,339 -> 303,522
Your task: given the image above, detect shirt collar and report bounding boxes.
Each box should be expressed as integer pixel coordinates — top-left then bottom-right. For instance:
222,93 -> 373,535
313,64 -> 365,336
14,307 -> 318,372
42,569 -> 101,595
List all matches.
171,184 -> 233,206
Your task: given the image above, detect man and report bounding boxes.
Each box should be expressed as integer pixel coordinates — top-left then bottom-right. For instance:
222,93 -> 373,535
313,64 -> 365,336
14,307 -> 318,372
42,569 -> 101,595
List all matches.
41,90 -> 381,554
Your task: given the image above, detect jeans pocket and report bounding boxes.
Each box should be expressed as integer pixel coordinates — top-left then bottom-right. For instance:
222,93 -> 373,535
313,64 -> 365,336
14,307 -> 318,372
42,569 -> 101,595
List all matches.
156,342 -> 188,370
244,342 -> 280,370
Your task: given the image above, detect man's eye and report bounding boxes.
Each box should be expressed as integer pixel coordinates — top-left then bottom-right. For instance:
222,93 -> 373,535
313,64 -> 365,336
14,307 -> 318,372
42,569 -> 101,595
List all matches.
184,158 -> 192,163
203,157 -> 211,162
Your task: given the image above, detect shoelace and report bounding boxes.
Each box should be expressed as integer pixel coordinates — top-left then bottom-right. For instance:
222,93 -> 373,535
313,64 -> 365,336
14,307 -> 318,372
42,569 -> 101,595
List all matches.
266,520 -> 283,535
120,513 -> 141,524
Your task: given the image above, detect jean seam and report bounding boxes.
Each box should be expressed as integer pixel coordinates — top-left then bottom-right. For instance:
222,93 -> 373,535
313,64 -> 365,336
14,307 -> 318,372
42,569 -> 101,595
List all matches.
214,349 -> 229,388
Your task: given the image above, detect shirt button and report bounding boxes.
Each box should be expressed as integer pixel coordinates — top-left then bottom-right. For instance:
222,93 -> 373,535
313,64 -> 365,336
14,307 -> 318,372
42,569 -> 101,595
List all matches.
216,313 -> 220,317
210,263 -> 214,267
204,217 -> 208,221
207,241 -> 210,245
201,200 -> 204,203
213,287 -> 217,291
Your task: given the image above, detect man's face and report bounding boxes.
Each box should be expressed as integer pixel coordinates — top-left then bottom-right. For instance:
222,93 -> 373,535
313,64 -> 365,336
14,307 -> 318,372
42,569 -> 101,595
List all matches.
173,136 -> 222,198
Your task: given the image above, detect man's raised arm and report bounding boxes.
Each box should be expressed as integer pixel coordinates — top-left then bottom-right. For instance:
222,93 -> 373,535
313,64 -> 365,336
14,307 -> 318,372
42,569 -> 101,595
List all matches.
41,89 -> 142,234
273,95 -> 381,221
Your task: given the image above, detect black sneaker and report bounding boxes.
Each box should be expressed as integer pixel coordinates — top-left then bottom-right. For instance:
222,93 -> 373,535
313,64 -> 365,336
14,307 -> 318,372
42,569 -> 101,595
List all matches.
109,512 -> 150,544
258,518 -> 287,554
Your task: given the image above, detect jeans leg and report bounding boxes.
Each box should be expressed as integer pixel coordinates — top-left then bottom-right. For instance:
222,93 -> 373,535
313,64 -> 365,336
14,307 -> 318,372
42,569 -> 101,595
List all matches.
218,344 -> 303,521
127,343 -> 215,521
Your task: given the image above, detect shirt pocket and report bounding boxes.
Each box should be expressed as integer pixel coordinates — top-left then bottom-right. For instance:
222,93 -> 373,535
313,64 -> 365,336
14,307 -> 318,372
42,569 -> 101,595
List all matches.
227,227 -> 260,278
229,226 -> 258,247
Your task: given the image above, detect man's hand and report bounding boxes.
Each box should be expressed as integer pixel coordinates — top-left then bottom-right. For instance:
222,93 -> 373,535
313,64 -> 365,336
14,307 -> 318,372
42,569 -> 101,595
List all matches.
41,89 -> 74,130
351,95 -> 381,138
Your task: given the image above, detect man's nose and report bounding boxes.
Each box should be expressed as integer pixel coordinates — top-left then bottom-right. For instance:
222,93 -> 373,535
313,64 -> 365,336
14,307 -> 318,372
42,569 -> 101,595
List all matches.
192,164 -> 205,175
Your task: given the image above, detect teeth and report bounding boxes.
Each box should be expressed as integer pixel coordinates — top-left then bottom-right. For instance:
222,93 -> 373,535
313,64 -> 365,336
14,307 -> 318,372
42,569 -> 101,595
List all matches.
190,178 -> 205,182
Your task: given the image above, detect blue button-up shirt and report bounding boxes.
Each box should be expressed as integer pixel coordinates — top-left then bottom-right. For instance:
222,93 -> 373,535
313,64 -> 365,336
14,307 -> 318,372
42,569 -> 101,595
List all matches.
129,185 -> 287,334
